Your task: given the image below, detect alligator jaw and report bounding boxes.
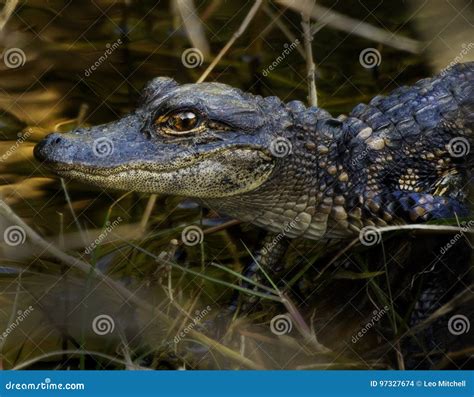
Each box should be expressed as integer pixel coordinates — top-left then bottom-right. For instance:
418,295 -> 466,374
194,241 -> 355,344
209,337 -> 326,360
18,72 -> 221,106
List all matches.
36,137 -> 276,198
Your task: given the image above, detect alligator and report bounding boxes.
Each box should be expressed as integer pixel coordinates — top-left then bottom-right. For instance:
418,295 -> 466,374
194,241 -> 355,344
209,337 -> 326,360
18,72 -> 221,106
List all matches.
34,63 -> 473,358
35,62 -> 473,240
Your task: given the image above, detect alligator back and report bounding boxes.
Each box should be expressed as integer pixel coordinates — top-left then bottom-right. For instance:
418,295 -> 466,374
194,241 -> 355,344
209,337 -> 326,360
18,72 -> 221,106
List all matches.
343,62 -> 473,223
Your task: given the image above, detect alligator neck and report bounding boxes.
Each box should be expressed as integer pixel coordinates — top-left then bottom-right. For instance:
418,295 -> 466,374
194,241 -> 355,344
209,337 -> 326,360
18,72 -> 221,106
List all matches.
202,109 -> 355,240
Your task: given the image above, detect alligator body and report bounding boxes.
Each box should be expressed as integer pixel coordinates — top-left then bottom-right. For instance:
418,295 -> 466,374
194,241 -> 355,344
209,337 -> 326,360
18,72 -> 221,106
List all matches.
33,63 -> 473,367
35,62 -> 473,240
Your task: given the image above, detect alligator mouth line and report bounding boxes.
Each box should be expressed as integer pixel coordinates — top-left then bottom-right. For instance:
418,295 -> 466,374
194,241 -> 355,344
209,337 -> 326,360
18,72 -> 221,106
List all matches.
43,146 -> 273,177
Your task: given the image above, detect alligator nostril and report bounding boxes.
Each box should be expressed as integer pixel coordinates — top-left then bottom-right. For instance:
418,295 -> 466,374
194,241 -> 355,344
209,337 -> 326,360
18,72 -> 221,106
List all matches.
34,132 -> 65,162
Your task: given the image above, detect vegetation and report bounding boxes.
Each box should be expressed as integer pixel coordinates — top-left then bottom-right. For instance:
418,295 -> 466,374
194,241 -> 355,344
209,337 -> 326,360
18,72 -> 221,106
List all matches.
0,0 -> 472,370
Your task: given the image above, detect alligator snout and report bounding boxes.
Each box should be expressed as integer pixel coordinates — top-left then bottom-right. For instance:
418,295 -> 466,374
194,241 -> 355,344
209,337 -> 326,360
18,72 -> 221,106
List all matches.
34,112 -> 150,170
34,132 -> 78,164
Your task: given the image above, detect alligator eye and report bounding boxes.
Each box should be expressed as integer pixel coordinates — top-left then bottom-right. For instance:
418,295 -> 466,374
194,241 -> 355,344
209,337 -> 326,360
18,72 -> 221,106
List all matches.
165,111 -> 199,134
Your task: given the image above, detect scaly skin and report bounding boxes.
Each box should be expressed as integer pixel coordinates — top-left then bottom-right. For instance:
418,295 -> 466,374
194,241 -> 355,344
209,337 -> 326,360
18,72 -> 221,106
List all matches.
34,62 -> 473,240
33,64 -> 473,366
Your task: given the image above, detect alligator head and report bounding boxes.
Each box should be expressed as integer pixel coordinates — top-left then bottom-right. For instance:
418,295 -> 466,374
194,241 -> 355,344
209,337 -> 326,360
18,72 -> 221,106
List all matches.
34,77 -> 310,199
33,63 -> 474,239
